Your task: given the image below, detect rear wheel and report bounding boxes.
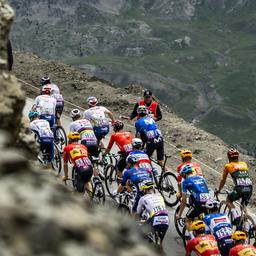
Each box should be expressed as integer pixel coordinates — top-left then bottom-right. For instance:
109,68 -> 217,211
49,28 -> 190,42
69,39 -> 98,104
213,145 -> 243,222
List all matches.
51,143 -> 62,174
105,164 -> 119,197
92,177 -> 105,205
241,214 -> 256,244
159,172 -> 179,207
54,126 -> 67,153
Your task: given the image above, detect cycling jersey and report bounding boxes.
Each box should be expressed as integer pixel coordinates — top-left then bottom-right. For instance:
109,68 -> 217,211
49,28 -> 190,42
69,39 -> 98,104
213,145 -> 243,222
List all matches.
70,119 -> 97,146
186,235 -> 221,256
135,116 -> 162,142
107,131 -> 133,153
177,162 -> 203,184
33,95 -> 56,116
63,143 -> 92,169
83,106 -> 110,128
129,150 -> 152,172
229,244 -> 256,256
30,119 -> 54,139
137,100 -> 158,119
137,193 -> 168,218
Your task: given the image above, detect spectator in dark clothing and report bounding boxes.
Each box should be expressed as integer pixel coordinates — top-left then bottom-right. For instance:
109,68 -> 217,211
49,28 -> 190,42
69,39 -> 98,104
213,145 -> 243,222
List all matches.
129,90 -> 162,122
7,39 -> 13,71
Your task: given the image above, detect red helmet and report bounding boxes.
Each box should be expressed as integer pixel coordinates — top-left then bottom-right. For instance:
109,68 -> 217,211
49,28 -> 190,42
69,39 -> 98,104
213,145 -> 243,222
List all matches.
112,120 -> 124,131
41,86 -> 51,95
227,148 -> 239,159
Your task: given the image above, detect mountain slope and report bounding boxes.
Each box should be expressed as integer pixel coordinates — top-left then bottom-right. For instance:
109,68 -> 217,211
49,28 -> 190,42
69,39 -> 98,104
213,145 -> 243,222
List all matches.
9,0 -> 256,151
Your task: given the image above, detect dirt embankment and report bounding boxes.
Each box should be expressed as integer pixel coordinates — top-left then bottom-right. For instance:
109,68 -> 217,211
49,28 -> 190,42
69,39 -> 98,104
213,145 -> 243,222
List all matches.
13,51 -> 256,208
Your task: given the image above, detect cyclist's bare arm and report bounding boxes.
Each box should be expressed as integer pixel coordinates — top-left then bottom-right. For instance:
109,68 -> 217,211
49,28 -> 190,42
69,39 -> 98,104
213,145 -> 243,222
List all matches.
218,170 -> 228,192
177,193 -> 187,218
106,110 -> 115,123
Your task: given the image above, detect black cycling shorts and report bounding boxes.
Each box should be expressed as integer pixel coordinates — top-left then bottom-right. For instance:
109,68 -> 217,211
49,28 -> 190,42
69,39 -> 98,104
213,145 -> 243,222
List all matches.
227,185 -> 252,205
146,137 -> 164,161
218,238 -> 233,256
55,105 -> 64,120
81,141 -> 99,159
117,152 -> 129,172
76,165 -> 93,183
186,200 -> 207,220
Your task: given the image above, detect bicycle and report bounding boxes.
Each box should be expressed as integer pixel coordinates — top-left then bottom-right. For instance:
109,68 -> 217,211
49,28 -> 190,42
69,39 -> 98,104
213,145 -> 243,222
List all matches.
115,190 -> 136,215
37,142 -> 62,173
215,189 -> 256,243
151,154 -> 179,207
53,125 -> 67,153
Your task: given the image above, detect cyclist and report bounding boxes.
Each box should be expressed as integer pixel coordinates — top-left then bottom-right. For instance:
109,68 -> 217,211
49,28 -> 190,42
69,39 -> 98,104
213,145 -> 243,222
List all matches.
70,109 -> 99,159
116,155 -> 153,214
40,76 -> 64,126
83,96 -> 115,147
62,132 -> 93,195
186,220 -> 221,256
203,199 -> 233,256
176,165 -> 211,227
229,231 -> 256,256
28,111 -> 54,165
104,120 -> 133,176
177,149 -> 203,192
128,138 -> 153,173
216,149 -> 253,224
135,105 -> 164,167
32,86 -> 56,129
136,181 -> 169,247
128,90 -> 162,121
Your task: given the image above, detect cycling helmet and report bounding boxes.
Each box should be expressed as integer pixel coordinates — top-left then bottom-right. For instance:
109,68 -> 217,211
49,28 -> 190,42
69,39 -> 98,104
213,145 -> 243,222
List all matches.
112,120 -> 124,131
68,132 -> 80,140
191,220 -> 206,231
180,164 -> 193,175
87,96 -> 98,107
231,231 -> 246,242
180,149 -> 192,159
71,109 -> 81,119
132,138 -> 143,149
40,76 -> 51,86
140,180 -> 154,191
205,199 -> 220,209
137,105 -> 148,115
41,86 -> 51,95
126,155 -> 138,165
227,148 -> 239,159
28,111 -> 39,121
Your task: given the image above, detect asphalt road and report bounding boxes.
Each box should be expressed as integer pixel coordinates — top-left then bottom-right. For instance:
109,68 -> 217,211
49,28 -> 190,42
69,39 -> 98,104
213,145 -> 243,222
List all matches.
24,98 -> 185,255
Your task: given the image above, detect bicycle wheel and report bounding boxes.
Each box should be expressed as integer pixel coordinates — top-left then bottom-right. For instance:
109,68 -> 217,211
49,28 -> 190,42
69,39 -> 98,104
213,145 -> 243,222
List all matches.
105,164 -> 119,197
159,172 -> 179,207
182,225 -> 191,248
54,126 -> 67,153
117,203 -> 130,215
51,143 -> 62,174
241,214 -> 256,244
174,205 -> 186,238
92,177 -> 105,205
95,151 -> 113,181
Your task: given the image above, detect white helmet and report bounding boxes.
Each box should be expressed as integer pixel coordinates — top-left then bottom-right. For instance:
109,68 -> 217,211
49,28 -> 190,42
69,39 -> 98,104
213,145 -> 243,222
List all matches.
205,199 -> 220,209
87,96 -> 98,107
132,138 -> 143,149
71,109 -> 81,118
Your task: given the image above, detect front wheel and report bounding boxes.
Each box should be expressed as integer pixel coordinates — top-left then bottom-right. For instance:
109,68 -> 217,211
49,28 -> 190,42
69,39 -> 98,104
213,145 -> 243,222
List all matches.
159,172 -> 179,207
51,143 -> 62,174
105,164 -> 119,198
54,126 -> 67,153
92,177 -> 105,205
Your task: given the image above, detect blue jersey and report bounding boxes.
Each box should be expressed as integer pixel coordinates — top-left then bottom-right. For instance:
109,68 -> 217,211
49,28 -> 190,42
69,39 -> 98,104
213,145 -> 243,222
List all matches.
204,213 -> 233,243
128,150 -> 152,172
135,116 -> 161,141
182,175 -> 210,203
121,167 -> 152,192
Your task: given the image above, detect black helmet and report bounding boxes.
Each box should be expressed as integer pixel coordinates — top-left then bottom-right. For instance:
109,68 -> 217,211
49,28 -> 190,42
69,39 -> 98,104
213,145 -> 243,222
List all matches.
112,120 -> 124,131
40,76 -> 51,86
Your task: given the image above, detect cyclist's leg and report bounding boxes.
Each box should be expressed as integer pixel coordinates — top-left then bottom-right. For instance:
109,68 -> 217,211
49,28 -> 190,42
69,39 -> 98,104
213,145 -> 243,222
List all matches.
156,138 -> 164,168
117,153 -> 128,178
132,192 -> 143,218
77,166 -> 93,196
227,188 -> 241,222
145,140 -> 155,158
55,105 -> 63,126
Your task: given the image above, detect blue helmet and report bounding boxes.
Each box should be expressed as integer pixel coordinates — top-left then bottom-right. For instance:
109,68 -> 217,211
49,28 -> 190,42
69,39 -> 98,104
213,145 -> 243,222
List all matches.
28,111 -> 39,121
126,155 -> 138,165
180,164 -> 193,175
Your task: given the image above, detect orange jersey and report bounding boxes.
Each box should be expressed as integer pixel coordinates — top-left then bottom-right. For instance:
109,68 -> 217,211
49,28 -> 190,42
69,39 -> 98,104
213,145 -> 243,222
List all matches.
229,244 -> 256,256
63,143 -> 91,168
186,235 -> 221,256
177,162 -> 203,183
107,131 -> 133,153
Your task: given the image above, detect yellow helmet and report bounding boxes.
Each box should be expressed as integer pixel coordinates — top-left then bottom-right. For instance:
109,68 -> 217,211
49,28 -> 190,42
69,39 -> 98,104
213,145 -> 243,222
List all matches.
68,132 -> 80,140
231,231 -> 246,241
180,149 -> 192,159
191,220 -> 206,231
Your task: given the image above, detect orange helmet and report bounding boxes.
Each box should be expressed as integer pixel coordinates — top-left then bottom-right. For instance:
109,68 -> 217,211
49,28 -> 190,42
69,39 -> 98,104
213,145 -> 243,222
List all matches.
180,149 -> 192,159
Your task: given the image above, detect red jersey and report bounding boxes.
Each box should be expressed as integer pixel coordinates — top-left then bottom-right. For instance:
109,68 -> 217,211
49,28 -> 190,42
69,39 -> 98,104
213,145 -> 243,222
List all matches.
107,131 -> 133,153
63,143 -> 91,168
186,235 -> 221,256
229,244 -> 256,256
177,162 -> 203,183
137,100 -> 158,119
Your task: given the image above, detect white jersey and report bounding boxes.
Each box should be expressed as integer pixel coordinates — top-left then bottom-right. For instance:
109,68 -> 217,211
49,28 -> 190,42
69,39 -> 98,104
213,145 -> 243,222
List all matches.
83,106 -> 110,127
137,193 -> 168,218
30,119 -> 54,139
33,95 -> 56,115
69,119 -> 97,144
